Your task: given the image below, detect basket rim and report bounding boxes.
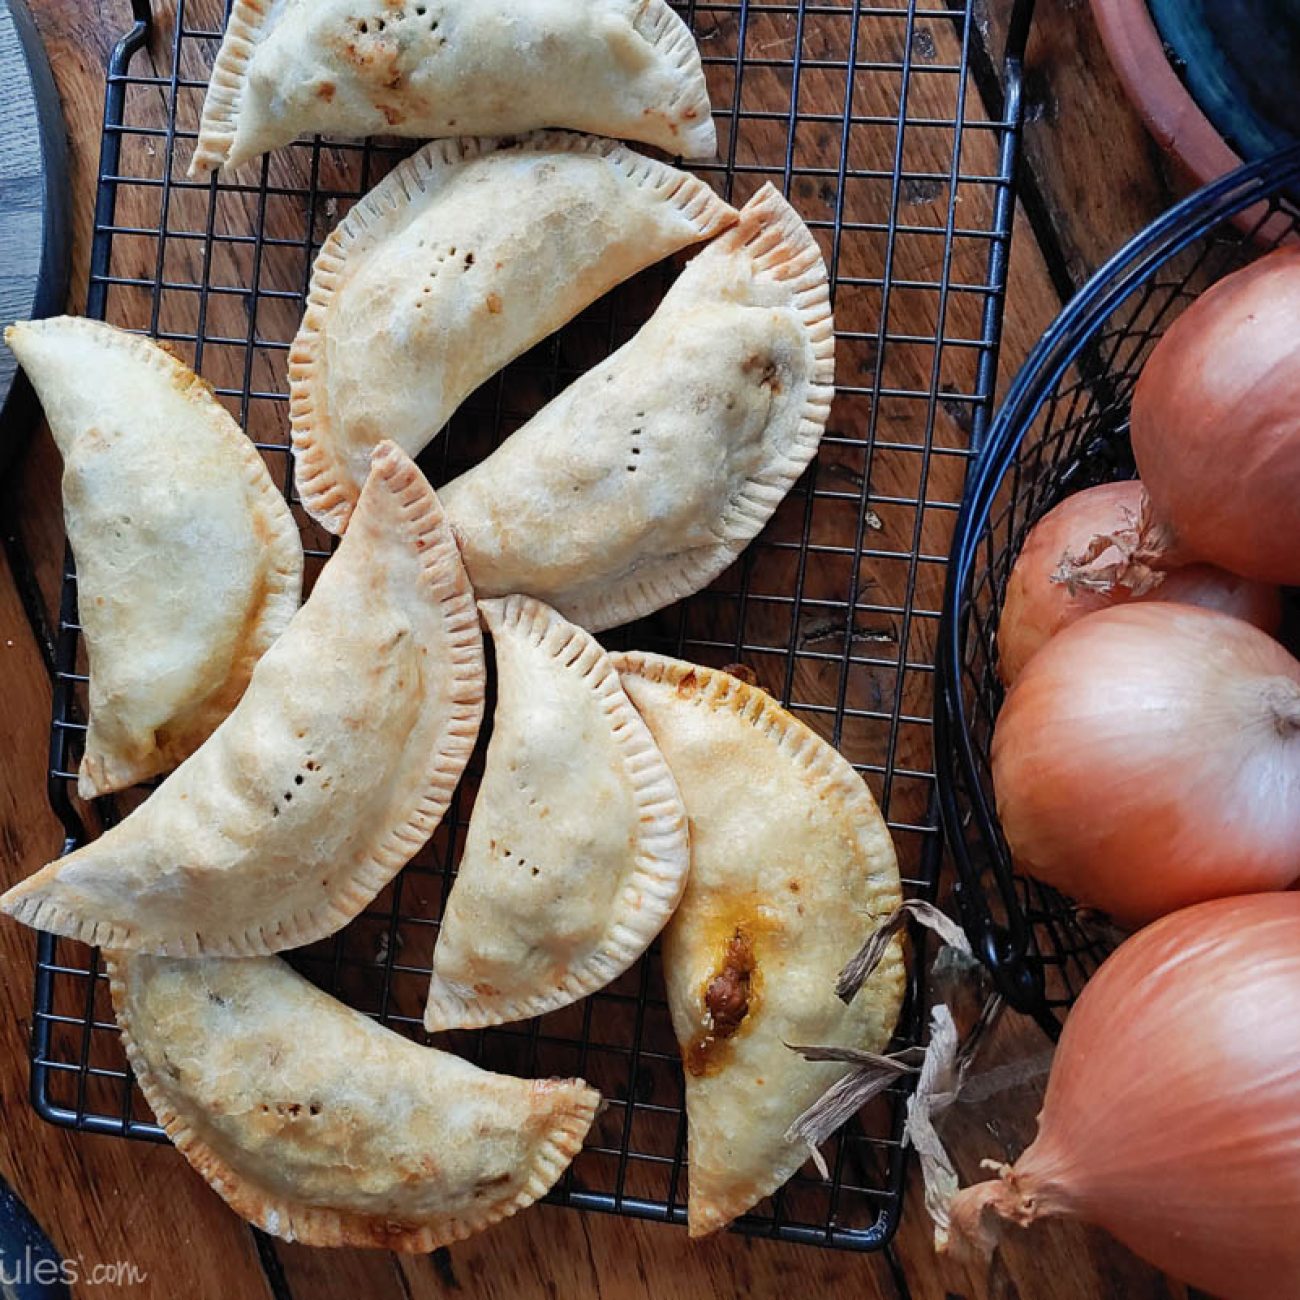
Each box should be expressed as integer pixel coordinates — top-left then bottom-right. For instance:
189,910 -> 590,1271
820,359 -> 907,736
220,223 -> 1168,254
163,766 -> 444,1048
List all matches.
934,141 -> 1300,1032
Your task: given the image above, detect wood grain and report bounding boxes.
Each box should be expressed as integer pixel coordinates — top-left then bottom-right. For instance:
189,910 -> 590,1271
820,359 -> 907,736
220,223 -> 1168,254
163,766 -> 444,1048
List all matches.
985,0 -> 1180,294
0,0 -> 1189,1296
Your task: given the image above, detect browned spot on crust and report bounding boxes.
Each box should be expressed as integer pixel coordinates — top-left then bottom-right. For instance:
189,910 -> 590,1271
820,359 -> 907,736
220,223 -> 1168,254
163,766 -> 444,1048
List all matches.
722,662 -> 757,686
787,879 -> 801,893
742,353 -> 783,395
381,103 -> 405,126
675,668 -> 699,697
251,510 -> 273,546
485,292 -> 503,314
316,80 -> 335,101
370,1220 -> 422,1246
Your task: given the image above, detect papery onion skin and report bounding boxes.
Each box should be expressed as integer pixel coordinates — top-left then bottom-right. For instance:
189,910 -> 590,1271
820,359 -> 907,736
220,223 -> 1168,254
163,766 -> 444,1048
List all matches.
947,893 -> 1300,1300
992,602 -> 1300,925
1129,246 -> 1300,585
998,480 -> 1282,685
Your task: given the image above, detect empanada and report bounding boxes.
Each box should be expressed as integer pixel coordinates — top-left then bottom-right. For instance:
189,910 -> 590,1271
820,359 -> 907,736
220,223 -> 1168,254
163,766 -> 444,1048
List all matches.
613,654 -> 905,1236
190,0 -> 716,178
2,441 -> 484,955
425,596 -> 689,1031
109,953 -> 599,1250
441,184 -> 834,631
6,317 -> 302,798
290,132 -> 736,533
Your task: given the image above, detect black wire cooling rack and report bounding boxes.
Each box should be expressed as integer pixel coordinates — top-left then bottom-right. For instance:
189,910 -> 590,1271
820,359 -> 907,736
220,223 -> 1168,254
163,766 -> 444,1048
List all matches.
32,0 -> 1031,1251
935,148 -> 1300,1039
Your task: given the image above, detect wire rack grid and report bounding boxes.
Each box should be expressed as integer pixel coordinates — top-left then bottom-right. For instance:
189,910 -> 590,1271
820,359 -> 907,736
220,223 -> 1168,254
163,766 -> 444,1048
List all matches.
32,0 -> 1030,1251
935,148 -> 1300,1037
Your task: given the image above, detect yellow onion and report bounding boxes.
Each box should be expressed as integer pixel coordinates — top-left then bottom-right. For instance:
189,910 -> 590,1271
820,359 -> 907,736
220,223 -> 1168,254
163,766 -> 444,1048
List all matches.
992,602 -> 1300,924
947,893 -> 1300,1300
998,480 -> 1281,685
1067,247 -> 1300,588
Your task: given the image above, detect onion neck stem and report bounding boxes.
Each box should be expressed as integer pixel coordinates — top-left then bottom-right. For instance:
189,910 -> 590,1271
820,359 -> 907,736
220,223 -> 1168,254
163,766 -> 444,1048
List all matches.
1266,680 -> 1300,737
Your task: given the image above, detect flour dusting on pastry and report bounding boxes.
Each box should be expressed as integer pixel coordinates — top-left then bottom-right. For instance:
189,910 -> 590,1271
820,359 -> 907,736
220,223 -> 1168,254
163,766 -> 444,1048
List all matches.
5,317 -> 302,799
290,132 -> 736,534
426,595 -> 690,1031
2,442 -> 484,956
190,0 -> 716,177
110,953 -> 599,1251
613,653 -> 905,1237
441,184 -> 835,631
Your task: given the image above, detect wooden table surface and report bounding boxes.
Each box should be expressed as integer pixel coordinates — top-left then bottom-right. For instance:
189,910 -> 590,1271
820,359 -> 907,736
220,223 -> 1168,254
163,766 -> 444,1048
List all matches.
0,1 -> 1200,1297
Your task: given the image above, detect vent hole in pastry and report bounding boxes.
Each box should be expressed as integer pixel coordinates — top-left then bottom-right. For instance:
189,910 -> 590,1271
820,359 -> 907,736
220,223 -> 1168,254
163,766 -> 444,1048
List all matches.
464,251 -> 474,267
309,1102 -> 322,1116
357,18 -> 368,32
375,17 -> 385,30
294,774 -> 304,786
530,866 -> 540,877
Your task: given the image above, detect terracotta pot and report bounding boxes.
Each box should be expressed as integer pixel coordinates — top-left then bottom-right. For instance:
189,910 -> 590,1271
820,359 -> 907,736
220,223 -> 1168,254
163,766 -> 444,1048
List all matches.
1091,0 -> 1245,188
1091,0 -> 1295,238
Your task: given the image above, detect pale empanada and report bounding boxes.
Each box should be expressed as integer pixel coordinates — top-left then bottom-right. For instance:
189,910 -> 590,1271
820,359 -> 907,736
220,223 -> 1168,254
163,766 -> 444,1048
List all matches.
425,595 -> 689,1031
6,317 -> 302,798
190,0 -> 716,178
613,653 -> 905,1236
290,132 -> 736,533
2,441 -> 484,955
440,184 -> 834,632
109,952 -> 599,1250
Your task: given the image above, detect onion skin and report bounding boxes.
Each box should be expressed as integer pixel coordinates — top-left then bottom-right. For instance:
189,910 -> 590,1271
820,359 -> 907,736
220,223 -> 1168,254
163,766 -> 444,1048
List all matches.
998,480 -> 1282,685
1130,246 -> 1300,585
947,893 -> 1300,1300
992,602 -> 1300,925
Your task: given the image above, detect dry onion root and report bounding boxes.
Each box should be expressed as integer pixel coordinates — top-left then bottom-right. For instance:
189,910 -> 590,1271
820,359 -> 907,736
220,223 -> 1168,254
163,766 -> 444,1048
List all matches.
1064,246 -> 1300,590
945,893 -> 1300,1300
992,601 -> 1300,925
788,900 -> 1002,1241
999,480 -> 1281,685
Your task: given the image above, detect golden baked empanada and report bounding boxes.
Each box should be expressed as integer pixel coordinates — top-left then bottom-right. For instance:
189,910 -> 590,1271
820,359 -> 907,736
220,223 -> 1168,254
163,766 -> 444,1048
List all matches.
613,654 -> 905,1236
2,442 -> 484,955
109,953 -> 599,1250
425,596 -> 689,1031
190,0 -> 715,177
290,132 -> 736,533
441,184 -> 834,631
6,317 -> 302,798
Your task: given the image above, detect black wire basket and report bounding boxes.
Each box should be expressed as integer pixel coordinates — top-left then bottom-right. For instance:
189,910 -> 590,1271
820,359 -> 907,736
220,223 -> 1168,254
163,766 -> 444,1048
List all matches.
28,0 -> 1033,1252
935,146 -> 1300,1039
